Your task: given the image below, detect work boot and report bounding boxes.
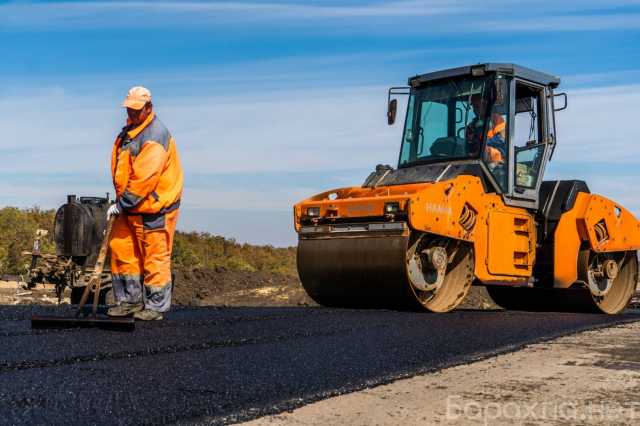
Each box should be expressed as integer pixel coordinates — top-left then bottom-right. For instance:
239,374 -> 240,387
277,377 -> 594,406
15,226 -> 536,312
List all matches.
107,302 -> 144,317
133,309 -> 163,321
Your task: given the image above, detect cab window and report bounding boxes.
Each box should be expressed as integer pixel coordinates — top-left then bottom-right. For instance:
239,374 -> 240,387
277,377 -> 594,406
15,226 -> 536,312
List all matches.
417,100 -> 448,157
398,76 -> 490,167
514,82 -> 545,189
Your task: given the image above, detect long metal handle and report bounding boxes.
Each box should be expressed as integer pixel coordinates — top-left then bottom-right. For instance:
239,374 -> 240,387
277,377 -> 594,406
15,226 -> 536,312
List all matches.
76,215 -> 116,318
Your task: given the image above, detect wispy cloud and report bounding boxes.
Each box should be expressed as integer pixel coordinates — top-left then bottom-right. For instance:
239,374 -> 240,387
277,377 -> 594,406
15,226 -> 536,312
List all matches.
480,13 -> 640,32
552,84 -> 640,164
3,0 -> 640,33
0,81 -> 405,214
1,76 -> 637,189
0,0 -> 460,29
0,74 -> 638,244
563,69 -> 640,88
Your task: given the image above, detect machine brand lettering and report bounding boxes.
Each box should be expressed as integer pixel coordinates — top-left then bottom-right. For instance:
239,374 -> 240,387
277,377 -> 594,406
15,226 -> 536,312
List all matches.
425,202 -> 452,216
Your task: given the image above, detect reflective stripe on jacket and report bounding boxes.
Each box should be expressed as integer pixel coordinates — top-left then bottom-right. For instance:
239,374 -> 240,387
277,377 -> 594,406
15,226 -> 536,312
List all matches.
111,112 -> 184,214
487,120 -> 506,139
486,113 -> 506,162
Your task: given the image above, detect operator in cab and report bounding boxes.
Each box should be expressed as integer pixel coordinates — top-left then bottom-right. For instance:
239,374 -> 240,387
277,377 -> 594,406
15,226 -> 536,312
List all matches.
465,94 -> 506,168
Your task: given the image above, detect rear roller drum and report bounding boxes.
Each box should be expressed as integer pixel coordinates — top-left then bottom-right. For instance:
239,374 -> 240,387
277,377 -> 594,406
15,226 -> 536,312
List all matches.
405,235 -> 474,312
578,249 -> 637,314
487,250 -> 637,314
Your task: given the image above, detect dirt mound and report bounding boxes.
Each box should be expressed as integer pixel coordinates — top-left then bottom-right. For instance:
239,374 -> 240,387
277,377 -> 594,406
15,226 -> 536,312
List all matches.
460,286 -> 500,310
172,267 -> 498,310
173,268 -> 313,307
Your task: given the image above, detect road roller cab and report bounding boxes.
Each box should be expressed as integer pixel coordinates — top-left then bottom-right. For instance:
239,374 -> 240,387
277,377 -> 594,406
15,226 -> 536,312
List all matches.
293,63 -> 640,314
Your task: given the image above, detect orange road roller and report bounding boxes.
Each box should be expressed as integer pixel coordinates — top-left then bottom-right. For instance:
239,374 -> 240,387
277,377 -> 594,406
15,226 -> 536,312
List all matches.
293,63 -> 640,314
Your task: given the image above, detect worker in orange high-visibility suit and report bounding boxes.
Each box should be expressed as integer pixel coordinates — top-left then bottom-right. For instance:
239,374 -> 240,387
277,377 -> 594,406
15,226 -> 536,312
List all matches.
107,86 -> 184,321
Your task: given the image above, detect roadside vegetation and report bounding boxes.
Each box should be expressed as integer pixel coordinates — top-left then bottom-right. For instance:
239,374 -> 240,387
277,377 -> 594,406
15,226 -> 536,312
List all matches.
0,207 -> 296,276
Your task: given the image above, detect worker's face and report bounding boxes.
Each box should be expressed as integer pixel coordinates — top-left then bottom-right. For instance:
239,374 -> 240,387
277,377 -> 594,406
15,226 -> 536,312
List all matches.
471,97 -> 485,117
127,102 -> 152,126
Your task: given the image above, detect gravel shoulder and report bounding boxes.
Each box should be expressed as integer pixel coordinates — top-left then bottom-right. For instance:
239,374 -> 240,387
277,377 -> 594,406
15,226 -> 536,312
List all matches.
246,321 -> 640,425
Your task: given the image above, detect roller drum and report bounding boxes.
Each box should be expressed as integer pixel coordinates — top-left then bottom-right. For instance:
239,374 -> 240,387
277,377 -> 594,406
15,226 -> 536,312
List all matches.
487,250 -> 638,314
297,233 -> 417,309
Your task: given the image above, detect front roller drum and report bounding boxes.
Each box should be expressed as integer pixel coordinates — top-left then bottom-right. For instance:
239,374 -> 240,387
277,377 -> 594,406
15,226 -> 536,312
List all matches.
297,234 -> 410,308
297,232 -> 474,312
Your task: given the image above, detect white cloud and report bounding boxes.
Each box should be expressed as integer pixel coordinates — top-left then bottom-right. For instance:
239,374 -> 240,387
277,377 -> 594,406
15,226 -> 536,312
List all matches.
163,86 -> 404,174
563,70 -> 640,88
0,83 -> 406,209
0,90 -> 119,175
0,0 -> 461,29
184,185 -> 319,211
479,13 -> 640,32
0,84 -> 404,172
545,166 -> 640,216
552,84 -> 640,164
2,0 -> 639,32
1,73 -> 639,239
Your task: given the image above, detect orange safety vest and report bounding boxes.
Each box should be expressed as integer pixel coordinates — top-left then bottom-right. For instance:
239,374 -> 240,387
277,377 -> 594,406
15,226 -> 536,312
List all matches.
485,113 -> 506,162
111,112 -> 184,214
487,120 -> 506,139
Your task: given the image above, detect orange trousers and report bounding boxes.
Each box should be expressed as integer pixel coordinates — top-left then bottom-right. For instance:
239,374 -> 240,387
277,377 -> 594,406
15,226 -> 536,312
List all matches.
109,209 -> 179,312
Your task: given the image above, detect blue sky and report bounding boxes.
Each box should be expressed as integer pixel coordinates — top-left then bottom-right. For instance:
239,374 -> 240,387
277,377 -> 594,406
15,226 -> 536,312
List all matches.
1,0 -> 639,246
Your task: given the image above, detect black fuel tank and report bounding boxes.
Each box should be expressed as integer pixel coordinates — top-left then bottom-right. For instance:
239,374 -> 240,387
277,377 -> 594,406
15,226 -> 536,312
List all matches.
54,195 -> 110,266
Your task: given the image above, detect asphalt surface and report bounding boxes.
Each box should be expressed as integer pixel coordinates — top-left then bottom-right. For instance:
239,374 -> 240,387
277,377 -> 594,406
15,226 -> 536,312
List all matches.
1,305 -> 639,425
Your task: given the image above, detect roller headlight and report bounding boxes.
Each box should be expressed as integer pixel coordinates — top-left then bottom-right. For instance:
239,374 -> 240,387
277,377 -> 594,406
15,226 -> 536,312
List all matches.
307,207 -> 321,217
384,202 -> 400,214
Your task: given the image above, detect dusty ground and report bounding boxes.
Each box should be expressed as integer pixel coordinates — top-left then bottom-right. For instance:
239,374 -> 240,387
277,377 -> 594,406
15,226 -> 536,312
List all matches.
247,321 -> 640,426
0,281 -> 64,305
0,269 -> 311,307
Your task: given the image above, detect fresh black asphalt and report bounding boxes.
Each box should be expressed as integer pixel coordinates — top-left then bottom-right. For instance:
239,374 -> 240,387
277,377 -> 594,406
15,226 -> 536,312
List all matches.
0,304 -> 638,425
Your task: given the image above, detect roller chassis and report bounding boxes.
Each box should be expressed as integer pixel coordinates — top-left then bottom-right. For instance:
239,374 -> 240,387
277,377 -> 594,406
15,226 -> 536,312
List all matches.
296,174 -> 639,313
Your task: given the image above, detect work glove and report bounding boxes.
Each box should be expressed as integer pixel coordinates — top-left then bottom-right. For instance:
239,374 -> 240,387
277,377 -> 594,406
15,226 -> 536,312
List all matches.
107,203 -> 120,220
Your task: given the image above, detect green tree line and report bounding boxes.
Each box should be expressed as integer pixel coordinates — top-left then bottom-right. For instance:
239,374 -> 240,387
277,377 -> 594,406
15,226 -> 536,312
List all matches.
0,207 -> 296,276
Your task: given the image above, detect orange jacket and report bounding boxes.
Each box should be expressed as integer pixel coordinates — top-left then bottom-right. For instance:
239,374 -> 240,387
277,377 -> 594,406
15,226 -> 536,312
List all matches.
485,113 -> 506,163
487,113 -> 506,140
111,112 -> 183,214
